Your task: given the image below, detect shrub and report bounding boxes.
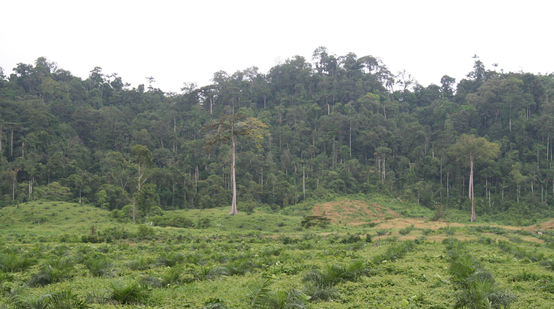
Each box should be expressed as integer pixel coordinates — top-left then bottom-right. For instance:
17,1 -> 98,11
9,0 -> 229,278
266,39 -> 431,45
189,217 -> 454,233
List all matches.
445,239 -> 516,308
302,260 -> 369,302
203,298 -> 229,309
250,279 -> 307,308
11,294 -> 51,309
28,258 -> 74,287
197,217 -> 211,229
151,214 -> 194,228
128,257 -> 153,270
340,234 -> 361,244
240,201 -> 257,215
46,290 -> 89,309
81,226 -> 131,243
110,280 -> 149,304
83,254 -> 111,277
157,252 -> 185,267
0,250 -> 35,272
162,266 -> 194,286
136,225 -> 156,239
398,225 -> 414,235
300,216 -> 330,228
371,241 -> 415,264
13,290 -> 90,309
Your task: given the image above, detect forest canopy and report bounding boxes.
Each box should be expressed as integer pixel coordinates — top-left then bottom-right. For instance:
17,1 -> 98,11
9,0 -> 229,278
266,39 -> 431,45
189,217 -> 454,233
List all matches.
0,49 -> 552,221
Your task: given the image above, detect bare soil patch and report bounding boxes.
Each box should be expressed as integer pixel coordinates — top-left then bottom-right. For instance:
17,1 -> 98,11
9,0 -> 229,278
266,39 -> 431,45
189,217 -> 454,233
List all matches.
311,200 -> 399,225
310,199 -> 551,243
375,218 -> 465,230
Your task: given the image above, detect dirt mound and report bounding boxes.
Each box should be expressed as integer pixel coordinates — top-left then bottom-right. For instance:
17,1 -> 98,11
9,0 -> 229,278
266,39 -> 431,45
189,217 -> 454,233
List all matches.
311,200 -> 399,225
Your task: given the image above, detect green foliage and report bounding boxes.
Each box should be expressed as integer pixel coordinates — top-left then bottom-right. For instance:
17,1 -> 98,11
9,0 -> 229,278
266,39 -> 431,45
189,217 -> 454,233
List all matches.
157,251 -> 185,267
35,182 -> 73,202
0,250 -> 35,272
136,183 -> 159,218
110,280 -> 149,304
300,216 -> 330,228
339,233 -> 362,244
203,298 -> 229,309
398,224 -> 414,235
150,213 -> 195,228
44,290 -> 89,309
196,217 -> 212,228
2,53 -> 551,219
0,199 -> 551,307
444,239 -> 516,308
250,279 -> 307,309
10,290 -> 87,309
83,254 -> 111,277
28,257 -> 74,286
136,224 -> 156,239
371,241 -> 416,264
302,260 -> 370,302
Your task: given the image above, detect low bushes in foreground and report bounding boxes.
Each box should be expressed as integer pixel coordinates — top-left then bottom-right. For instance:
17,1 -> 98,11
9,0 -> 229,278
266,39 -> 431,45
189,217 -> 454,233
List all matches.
444,239 -> 516,308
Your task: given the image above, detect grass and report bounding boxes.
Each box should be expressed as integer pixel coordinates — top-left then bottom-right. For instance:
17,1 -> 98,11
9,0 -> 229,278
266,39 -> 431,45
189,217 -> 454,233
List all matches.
0,199 -> 552,308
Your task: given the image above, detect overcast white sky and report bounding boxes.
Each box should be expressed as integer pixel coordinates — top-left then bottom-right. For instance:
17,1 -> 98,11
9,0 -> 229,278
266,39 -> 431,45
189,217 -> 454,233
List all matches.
1,0 -> 553,92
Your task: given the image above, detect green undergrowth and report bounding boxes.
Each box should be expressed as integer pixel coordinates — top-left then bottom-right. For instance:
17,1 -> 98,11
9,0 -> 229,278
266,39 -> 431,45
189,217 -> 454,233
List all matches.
0,199 -> 552,308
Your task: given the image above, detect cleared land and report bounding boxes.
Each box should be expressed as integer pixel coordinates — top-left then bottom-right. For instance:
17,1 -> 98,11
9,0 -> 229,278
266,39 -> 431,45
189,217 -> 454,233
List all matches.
0,198 -> 552,308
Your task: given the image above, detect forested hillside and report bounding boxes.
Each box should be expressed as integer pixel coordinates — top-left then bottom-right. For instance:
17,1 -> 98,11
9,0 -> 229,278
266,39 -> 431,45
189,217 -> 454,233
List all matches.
0,48 -> 552,220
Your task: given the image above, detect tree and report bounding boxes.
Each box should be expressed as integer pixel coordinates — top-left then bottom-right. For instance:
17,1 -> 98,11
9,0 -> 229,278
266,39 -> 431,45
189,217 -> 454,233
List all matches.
204,114 -> 267,215
136,183 -> 159,218
131,145 -> 153,192
449,134 -> 499,222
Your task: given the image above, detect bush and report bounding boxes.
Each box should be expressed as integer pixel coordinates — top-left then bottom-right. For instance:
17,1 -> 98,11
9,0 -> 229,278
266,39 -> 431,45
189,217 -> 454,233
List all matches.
203,298 -> 229,309
371,241 -> 415,264
35,182 -> 72,202
11,290 -> 89,309
128,257 -> 153,270
196,217 -> 211,229
398,225 -> 414,235
137,225 -> 156,239
250,279 -> 307,308
81,226 -> 131,243
240,201 -> 257,215
340,234 -> 361,244
300,216 -> 330,228
83,254 -> 111,277
157,252 -> 185,267
28,258 -> 74,286
110,280 -> 149,304
151,214 -> 194,228
302,260 -> 369,302
46,290 -> 89,309
0,250 -> 35,272
445,239 -> 516,308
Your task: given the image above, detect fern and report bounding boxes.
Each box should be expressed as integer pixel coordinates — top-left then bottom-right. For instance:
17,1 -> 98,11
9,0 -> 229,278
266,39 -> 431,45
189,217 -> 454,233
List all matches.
250,278 -> 273,309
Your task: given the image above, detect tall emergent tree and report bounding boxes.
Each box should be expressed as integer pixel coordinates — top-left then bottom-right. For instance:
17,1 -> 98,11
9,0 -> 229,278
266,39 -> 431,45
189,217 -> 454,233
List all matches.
131,144 -> 153,221
131,145 -> 153,192
450,134 -> 500,222
205,114 -> 267,215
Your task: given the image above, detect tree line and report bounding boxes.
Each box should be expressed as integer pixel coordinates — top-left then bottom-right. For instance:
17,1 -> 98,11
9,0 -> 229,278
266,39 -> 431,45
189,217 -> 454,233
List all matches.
0,48 -> 552,221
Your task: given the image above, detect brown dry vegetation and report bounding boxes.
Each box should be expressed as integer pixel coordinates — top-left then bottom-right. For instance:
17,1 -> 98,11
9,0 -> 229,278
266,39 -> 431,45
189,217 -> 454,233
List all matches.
311,199 -> 552,240
311,200 -> 400,225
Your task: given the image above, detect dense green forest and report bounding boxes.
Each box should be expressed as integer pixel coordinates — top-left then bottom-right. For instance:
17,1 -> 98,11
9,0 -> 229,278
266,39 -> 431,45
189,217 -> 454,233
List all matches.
0,48 -> 552,220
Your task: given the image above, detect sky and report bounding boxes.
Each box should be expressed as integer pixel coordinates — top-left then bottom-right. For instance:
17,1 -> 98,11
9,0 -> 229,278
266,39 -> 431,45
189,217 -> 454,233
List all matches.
1,0 -> 553,93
